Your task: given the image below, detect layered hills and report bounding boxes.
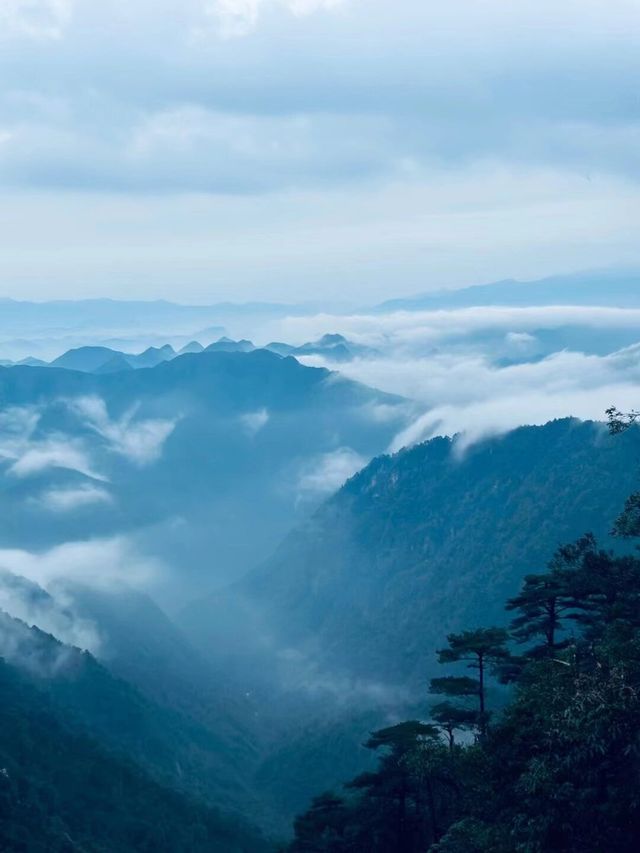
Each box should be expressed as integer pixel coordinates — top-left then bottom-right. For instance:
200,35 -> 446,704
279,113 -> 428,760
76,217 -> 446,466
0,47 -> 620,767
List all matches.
186,418 -> 640,689
0,350 -> 411,594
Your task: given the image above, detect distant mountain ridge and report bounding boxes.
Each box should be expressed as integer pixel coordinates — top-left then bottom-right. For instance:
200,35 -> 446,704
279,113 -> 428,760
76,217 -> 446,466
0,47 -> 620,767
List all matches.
2,270 -> 638,364
45,343 -> 179,372
376,269 -> 640,312
265,333 -> 379,363
1,333 -> 378,372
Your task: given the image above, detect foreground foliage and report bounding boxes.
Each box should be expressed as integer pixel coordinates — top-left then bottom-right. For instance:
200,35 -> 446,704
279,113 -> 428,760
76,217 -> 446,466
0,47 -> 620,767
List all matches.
289,442 -> 640,852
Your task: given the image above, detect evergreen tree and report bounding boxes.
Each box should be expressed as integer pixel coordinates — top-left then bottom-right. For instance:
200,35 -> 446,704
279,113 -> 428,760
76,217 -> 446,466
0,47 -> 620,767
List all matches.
606,405 -> 640,434
568,548 -> 640,638
434,629 -> 509,735
607,406 -> 640,538
613,491 -> 640,538
290,409 -> 640,853
506,566 -> 573,657
429,702 -> 477,752
290,792 -> 350,852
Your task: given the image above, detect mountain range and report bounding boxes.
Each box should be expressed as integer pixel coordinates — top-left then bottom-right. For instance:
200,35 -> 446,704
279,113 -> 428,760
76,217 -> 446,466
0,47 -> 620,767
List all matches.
4,409 -> 640,840
2,282 -> 640,847
0,349 -> 412,597
0,333 -> 378,372
376,269 -> 640,312
185,418 -> 640,690
2,268 -> 638,364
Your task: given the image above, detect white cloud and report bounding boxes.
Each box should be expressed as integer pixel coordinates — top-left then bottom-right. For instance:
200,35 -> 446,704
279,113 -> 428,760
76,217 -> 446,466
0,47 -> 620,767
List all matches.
240,407 -> 270,435
360,344 -> 639,407
0,535 -> 163,590
291,0 -> 343,12
296,446 -> 366,498
0,405 -> 103,479
388,384 -> 639,455
0,571 -> 101,653
357,401 -> 412,425
205,0 -> 260,37
505,331 -> 536,343
36,484 -> 113,512
0,396 -> 176,480
0,0 -> 638,316
0,0 -> 73,40
0,612 -> 92,675
374,346 -> 640,451
0,405 -> 40,439
282,304 -> 640,452
202,0 -> 344,38
69,396 -> 178,465
0,533 -> 167,662
9,438 -> 101,479
1,164 -> 639,303
279,305 -> 640,350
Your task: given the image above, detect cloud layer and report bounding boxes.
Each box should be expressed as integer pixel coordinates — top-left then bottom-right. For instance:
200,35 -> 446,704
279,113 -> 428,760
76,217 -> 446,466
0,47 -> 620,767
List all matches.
0,0 -> 73,40
1,0 -> 638,191
69,396 -> 177,466
0,531 -> 164,662
0,536 -> 163,590
0,405 -> 100,479
281,305 -> 640,450
275,305 -> 640,348
0,0 -> 638,300
205,0 -> 344,39
0,570 -> 101,655
296,447 -> 366,499
0,397 -> 177,482
35,484 -> 113,513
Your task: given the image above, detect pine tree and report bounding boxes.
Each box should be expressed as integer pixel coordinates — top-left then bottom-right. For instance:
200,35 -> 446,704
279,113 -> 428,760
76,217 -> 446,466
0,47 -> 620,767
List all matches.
434,629 -> 509,735
348,722 -> 445,852
429,702 -> 477,752
506,569 -> 573,657
613,492 -> 640,539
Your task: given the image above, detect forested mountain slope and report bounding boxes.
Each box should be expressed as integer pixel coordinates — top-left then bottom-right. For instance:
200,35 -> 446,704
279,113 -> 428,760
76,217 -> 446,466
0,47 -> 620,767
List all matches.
0,615 -> 272,851
187,419 -> 640,689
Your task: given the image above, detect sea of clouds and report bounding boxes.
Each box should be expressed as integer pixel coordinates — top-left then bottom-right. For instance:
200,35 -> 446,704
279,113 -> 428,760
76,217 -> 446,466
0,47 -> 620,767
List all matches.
264,304 -> 640,451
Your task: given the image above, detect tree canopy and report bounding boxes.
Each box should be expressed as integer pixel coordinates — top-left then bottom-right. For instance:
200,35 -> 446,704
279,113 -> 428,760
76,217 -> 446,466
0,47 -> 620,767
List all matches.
288,414 -> 640,852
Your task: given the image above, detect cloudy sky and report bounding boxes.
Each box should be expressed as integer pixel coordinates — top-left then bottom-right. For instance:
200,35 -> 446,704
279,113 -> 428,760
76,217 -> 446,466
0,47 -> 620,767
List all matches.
0,0 -> 638,303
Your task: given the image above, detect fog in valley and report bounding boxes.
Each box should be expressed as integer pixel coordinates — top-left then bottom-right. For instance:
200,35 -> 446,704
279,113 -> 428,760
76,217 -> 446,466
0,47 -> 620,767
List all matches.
2,1 -> 639,848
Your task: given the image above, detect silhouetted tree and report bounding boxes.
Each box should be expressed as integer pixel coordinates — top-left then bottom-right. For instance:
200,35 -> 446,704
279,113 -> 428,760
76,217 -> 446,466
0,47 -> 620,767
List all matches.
290,408 -> 640,853
349,722 -> 445,852
290,791 -> 350,852
435,629 -> 509,735
429,702 -> 477,752
506,567 -> 573,657
606,405 -> 640,434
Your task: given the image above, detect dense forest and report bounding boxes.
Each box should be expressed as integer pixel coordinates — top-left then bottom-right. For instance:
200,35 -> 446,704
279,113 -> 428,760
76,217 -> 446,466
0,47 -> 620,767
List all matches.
287,410 -> 640,852
0,659 -> 271,852
3,410 -> 640,851
187,418 -> 640,826
202,418 -> 640,690
0,612 -> 272,851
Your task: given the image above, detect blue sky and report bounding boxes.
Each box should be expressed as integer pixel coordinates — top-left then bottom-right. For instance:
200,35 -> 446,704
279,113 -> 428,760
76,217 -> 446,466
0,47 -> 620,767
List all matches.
0,0 -> 639,303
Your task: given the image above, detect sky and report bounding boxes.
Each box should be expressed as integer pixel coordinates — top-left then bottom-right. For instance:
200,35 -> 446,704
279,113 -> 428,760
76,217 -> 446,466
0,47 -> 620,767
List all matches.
0,0 -> 639,303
